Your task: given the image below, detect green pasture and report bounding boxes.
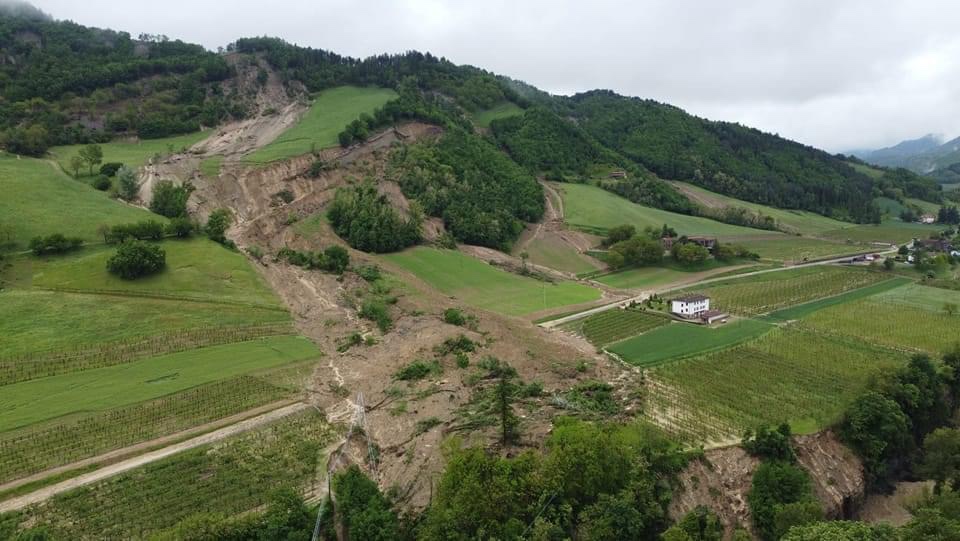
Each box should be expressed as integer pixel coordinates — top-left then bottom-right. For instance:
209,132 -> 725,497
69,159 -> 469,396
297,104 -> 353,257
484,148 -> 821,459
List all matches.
472,101 -> 524,128
607,319 -> 773,367
245,86 -> 398,163
520,234 -> 599,274
0,155 -> 153,251
820,220 -> 942,245
27,237 -> 283,308
50,131 -> 210,172
558,183 -> 769,238
672,181 -> 851,235
733,236 -> 854,262
384,247 -> 600,316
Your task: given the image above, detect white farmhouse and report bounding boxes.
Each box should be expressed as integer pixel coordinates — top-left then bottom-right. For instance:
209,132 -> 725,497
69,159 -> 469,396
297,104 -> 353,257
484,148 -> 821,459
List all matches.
670,294 -> 710,318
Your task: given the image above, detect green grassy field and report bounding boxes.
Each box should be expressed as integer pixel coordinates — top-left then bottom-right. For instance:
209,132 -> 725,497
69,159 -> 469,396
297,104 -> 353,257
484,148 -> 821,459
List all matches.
646,327 -> 905,442
245,86 -> 398,163
764,277 -> 911,321
672,181 -> 851,235
0,336 -> 318,431
0,155 -> 154,251
520,234 -> 600,274
906,198 -> 942,215
608,319 -> 774,367
875,197 -> 907,218
848,162 -> 885,179
5,411 -> 334,540
595,260 -> 736,290
564,309 -> 669,347
384,247 -> 600,316
472,101 -> 524,128
26,238 -> 283,307
733,236 -> 855,262
680,266 -> 889,316
820,220 -> 942,245
0,290 -> 288,358
559,183 -> 770,238
865,282 -> 960,313
50,131 -> 210,172
944,183 -> 960,192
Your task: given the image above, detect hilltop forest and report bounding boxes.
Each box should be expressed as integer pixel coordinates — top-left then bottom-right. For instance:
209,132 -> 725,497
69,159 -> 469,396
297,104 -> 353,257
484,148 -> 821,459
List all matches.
0,6 -> 943,230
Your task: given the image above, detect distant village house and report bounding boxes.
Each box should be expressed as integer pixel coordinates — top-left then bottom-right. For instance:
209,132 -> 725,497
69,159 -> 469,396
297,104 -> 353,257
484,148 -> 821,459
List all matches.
608,170 -> 628,179
920,214 -> 936,224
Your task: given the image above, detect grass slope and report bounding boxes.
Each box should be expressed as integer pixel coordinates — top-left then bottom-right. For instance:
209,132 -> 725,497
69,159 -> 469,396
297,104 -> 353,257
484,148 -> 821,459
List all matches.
520,235 -> 599,274
50,131 -> 210,172
384,247 -> 600,316
0,336 -> 319,431
820,220 -> 942,245
560,183 -> 767,238
608,319 -> 773,367
26,238 -> 283,307
596,260 -> 734,290
0,155 -> 153,251
672,181 -> 851,235
245,86 -> 398,163
472,101 -> 524,128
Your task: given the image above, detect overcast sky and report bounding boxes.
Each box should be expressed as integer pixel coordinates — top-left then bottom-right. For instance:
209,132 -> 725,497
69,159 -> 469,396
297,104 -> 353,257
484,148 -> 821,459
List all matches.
29,0 -> 960,152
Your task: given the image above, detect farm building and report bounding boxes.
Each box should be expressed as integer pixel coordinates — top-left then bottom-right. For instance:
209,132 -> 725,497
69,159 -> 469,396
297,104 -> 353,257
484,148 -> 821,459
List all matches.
700,310 -> 729,325
671,294 -> 710,318
919,214 -> 936,224
608,170 -> 628,179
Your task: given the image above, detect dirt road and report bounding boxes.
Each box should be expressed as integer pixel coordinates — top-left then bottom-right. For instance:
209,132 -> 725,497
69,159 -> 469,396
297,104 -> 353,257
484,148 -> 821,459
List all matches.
0,402 -> 310,514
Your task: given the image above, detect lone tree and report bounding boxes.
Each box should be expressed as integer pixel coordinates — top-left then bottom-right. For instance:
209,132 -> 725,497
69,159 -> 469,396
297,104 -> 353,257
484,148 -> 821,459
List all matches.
78,144 -> 103,176
69,155 -> 84,177
206,208 -> 233,244
116,166 -> 139,201
107,241 -> 166,279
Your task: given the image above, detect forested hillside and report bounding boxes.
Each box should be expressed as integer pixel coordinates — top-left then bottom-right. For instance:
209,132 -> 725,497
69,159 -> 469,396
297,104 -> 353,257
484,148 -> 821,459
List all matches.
0,6 -> 244,155
552,90 -> 940,222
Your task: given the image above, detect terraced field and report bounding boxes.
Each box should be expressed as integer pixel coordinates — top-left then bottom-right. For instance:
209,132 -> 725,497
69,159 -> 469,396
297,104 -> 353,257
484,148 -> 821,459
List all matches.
563,309 -> 669,347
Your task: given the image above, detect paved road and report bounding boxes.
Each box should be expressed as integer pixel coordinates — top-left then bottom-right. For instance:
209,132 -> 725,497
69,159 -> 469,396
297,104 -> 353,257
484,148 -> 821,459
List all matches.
0,402 -> 310,513
540,249 -> 895,329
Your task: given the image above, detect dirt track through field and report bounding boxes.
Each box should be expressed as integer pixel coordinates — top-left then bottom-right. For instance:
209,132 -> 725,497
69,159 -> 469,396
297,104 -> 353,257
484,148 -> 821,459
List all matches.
0,402 -> 309,513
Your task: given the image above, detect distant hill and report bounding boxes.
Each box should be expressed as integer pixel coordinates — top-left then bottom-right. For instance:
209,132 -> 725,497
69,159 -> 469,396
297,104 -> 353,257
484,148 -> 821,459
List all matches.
0,8 -> 943,226
856,133 -> 960,178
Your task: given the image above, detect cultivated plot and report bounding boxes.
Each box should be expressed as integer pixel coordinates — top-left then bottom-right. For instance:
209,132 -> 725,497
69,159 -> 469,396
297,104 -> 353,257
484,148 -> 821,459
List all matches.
384,247 -> 601,316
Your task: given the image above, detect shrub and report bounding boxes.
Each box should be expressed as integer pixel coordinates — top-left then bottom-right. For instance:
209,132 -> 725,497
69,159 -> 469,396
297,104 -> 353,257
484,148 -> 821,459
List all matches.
273,189 -> 295,204
742,423 -> 796,462
327,183 -> 421,253
356,265 -> 382,282
92,174 -> 112,191
360,299 -> 392,332
29,234 -> 83,256
276,246 -> 350,275
116,166 -> 139,201
99,162 -> 124,177
206,208 -> 232,244
150,181 -> 194,218
394,359 -> 442,381
748,461 -> 820,541
106,241 -> 166,279
165,217 -> 194,238
443,308 -> 466,326
435,334 -> 476,356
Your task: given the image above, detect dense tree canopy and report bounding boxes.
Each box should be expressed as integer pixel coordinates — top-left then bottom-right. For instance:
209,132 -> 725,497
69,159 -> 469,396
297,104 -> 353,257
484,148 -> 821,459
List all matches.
388,129 -> 543,249
327,183 -> 422,253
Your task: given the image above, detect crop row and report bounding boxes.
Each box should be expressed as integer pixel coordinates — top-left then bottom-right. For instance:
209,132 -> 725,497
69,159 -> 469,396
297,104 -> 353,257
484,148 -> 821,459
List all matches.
644,326 -> 905,439
0,375 -> 293,484
574,309 -> 668,346
686,267 -> 886,316
801,299 -> 960,356
0,323 -> 295,385
7,411 -> 336,540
